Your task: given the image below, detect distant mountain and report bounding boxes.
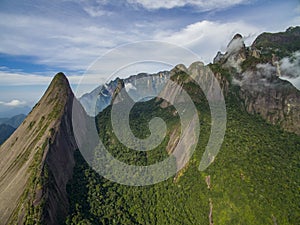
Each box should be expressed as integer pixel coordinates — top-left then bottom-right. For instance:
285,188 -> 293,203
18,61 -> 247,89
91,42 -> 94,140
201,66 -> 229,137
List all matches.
0,73 -> 80,225
0,106 -> 31,118
0,124 -> 15,145
0,114 -> 26,145
79,71 -> 170,116
0,114 -> 26,128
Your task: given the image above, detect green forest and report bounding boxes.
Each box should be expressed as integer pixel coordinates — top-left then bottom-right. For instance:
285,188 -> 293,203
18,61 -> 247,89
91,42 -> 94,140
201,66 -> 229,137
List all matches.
65,72 -> 300,225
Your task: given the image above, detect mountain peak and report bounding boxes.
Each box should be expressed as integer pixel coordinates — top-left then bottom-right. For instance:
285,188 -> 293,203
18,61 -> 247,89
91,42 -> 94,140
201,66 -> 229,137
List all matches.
53,71 -> 67,81
213,33 -> 246,68
38,72 -> 73,110
232,33 -> 243,39
0,72 -> 78,225
111,78 -> 125,104
226,33 -> 245,53
49,72 -> 70,91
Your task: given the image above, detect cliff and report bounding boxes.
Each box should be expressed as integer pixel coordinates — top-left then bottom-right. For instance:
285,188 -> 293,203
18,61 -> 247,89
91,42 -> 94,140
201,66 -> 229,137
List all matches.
213,30 -> 300,135
0,73 -> 78,225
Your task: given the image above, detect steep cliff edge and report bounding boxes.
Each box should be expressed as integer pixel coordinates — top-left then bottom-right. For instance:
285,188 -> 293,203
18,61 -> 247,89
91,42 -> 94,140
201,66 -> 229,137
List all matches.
237,69 -> 300,135
213,29 -> 300,135
0,73 -> 78,225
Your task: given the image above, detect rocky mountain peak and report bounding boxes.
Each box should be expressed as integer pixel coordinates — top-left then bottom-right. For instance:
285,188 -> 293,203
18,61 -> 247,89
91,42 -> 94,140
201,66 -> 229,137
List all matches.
211,27 -> 300,135
232,33 -> 243,39
226,33 -> 245,53
0,72 -> 78,225
52,72 -> 69,86
251,26 -> 300,58
44,72 -> 72,98
111,78 -> 126,104
171,64 -> 188,74
213,34 -> 246,71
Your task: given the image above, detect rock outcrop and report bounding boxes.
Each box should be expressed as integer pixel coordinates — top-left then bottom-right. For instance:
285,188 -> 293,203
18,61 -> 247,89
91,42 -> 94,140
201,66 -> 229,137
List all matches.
213,34 -> 247,72
214,30 -> 300,135
0,73 -> 78,225
238,71 -> 300,134
111,78 -> 126,105
252,26 -> 300,57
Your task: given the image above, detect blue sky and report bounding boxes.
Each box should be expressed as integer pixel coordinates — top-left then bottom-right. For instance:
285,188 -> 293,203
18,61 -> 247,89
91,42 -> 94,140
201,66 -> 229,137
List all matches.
0,0 -> 300,116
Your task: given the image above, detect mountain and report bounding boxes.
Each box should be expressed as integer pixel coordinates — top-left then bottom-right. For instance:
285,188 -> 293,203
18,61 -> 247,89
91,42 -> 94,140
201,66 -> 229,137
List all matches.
0,114 -> 26,145
0,124 -> 15,145
0,114 -> 26,128
213,28 -> 300,135
0,73 -> 79,225
79,71 -> 170,116
0,118 -> 8,124
65,27 -> 300,224
0,27 -> 299,225
0,106 -> 31,118
252,26 -> 300,58
66,62 -> 300,224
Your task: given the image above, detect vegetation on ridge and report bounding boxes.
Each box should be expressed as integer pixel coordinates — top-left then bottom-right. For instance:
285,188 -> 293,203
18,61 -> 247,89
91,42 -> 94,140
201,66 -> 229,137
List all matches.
65,77 -> 300,224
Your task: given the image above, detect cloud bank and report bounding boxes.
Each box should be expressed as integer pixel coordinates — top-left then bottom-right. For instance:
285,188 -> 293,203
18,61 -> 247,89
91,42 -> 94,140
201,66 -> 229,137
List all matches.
156,20 -> 260,63
280,51 -> 300,78
0,99 -> 26,107
127,0 -> 250,10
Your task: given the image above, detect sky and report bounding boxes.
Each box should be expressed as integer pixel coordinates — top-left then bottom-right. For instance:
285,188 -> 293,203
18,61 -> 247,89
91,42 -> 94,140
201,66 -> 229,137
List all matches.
0,0 -> 300,116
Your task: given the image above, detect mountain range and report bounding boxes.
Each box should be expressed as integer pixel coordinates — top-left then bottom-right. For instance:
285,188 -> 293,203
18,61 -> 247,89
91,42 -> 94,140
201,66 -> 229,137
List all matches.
0,114 -> 26,145
0,27 -> 299,225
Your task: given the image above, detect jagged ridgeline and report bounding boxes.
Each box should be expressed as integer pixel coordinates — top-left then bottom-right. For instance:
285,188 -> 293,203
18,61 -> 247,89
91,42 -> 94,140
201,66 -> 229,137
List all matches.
0,27 -> 299,225
66,27 -> 300,224
66,68 -> 300,224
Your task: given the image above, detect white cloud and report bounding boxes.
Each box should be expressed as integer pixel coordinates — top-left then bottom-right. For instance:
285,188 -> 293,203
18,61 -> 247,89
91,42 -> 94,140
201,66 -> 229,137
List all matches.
127,0 -> 251,10
125,83 -> 137,92
226,37 -> 245,55
155,20 -> 261,63
83,5 -> 113,17
0,13 -> 136,71
280,77 -> 300,90
278,51 -> 300,90
280,51 -> 300,78
0,17 -> 262,90
0,99 -> 26,107
0,69 -> 51,86
0,68 -> 92,86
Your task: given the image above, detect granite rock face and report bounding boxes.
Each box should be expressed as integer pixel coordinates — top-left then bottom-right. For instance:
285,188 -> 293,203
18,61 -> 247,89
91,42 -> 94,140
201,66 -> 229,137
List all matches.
238,68 -> 300,134
0,73 -> 79,225
213,34 -> 247,72
214,29 -> 300,135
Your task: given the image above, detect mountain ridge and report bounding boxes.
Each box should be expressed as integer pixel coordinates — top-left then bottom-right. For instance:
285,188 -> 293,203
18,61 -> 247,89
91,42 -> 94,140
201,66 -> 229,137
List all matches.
0,114 -> 26,128
0,27 -> 299,224
0,72 -> 78,225
212,30 -> 300,135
